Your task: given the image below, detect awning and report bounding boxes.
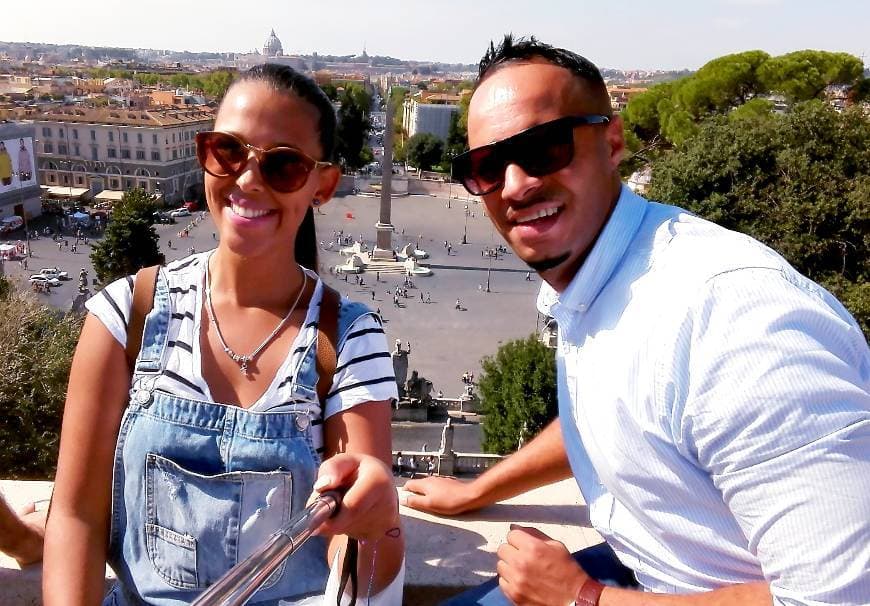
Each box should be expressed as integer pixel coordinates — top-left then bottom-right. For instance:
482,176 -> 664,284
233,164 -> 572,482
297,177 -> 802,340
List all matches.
45,186 -> 89,199
93,190 -> 125,202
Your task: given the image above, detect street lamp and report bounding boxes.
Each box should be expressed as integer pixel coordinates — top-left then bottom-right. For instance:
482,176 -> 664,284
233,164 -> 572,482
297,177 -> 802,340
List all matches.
447,166 -> 452,209
485,225 -> 493,292
15,172 -> 32,258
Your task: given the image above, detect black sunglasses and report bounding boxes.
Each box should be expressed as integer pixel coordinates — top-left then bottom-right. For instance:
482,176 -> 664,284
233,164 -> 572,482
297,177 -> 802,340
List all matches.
195,131 -> 333,194
452,114 -> 610,196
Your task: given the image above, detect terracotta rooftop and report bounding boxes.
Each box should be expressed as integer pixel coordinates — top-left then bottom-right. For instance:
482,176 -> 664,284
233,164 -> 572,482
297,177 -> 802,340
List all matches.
27,105 -> 215,127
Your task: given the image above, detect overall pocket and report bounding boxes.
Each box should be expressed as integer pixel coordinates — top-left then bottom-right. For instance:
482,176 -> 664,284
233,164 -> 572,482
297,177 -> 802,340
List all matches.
144,453 -> 293,590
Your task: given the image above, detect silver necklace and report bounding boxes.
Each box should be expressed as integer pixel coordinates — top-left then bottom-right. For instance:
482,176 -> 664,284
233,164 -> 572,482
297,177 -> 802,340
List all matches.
205,256 -> 307,375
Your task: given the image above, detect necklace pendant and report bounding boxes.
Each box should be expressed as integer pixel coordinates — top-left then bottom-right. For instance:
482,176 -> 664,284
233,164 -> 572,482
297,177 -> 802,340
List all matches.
240,358 -> 250,375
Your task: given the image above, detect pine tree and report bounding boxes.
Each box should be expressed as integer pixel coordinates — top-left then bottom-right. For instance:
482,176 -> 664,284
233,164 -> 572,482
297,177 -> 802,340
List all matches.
90,188 -> 165,285
479,335 -> 558,455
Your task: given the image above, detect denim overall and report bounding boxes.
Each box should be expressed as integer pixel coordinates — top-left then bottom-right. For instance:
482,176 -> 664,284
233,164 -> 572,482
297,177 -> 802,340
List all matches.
105,271 -> 372,605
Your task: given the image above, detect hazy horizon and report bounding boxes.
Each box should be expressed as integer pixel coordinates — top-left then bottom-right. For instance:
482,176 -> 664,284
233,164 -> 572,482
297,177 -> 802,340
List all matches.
2,0 -> 868,71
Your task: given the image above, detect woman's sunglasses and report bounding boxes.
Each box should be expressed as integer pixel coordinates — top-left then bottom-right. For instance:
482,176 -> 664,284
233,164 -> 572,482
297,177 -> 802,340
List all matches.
195,131 -> 333,194
451,114 -> 610,196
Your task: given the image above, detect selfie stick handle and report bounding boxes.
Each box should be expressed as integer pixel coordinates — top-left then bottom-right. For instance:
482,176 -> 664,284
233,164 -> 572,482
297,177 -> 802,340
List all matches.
191,490 -> 341,606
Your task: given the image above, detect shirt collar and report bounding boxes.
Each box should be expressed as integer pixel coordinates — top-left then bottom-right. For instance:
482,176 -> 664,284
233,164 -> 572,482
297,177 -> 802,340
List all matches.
537,185 -> 649,316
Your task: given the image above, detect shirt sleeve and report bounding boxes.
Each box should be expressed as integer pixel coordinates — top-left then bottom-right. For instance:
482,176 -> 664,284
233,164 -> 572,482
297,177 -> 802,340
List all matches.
324,312 -> 398,419
681,268 -> 870,606
84,275 -> 135,347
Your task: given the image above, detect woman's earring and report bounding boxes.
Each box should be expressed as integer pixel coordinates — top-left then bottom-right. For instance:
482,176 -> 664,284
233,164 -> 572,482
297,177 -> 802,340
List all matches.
312,199 -> 321,207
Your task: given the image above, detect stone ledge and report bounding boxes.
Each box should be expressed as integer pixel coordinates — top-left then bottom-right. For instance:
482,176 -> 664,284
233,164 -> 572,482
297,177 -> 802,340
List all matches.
2,478 -> 599,605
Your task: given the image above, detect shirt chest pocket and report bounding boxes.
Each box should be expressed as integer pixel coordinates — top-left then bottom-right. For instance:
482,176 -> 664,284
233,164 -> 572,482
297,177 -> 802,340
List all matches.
144,453 -> 293,590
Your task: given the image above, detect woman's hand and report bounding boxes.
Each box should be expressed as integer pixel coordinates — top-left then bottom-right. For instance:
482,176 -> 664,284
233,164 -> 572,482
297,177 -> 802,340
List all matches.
312,452 -> 400,542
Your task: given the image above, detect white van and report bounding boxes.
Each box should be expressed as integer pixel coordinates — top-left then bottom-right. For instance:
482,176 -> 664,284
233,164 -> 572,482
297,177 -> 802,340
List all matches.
0,216 -> 24,234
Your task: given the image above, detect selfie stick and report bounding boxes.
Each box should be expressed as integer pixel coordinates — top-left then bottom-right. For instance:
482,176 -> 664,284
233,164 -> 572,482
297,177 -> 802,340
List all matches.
191,490 -> 342,606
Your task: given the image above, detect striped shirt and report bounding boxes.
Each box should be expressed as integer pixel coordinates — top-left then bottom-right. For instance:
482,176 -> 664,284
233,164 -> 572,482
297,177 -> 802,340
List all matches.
86,252 -> 397,454
540,187 -> 870,604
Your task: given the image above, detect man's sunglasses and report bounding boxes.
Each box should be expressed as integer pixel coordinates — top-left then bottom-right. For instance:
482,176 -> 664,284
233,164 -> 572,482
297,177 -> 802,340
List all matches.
451,114 -> 611,196
195,131 -> 333,194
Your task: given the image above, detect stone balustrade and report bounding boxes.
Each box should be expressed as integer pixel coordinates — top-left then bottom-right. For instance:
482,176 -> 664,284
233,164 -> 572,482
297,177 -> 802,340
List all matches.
1,478 -> 599,606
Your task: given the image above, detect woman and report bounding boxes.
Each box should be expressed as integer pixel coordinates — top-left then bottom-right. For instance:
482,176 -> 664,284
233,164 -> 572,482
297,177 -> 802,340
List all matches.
17,138 -> 32,181
44,64 -> 404,605
0,141 -> 12,186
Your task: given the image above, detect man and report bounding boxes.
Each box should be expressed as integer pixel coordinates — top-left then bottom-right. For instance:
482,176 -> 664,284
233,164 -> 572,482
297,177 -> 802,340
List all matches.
0,494 -> 46,567
403,36 -> 870,606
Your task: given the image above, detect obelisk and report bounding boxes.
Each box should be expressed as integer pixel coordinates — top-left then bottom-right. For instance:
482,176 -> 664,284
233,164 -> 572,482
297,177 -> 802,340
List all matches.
371,89 -> 396,260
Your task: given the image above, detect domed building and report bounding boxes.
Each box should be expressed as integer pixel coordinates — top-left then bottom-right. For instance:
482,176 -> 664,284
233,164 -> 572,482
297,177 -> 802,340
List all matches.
263,29 -> 283,57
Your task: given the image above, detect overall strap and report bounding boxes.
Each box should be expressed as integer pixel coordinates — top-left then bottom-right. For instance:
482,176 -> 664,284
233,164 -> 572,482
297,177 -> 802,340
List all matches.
126,265 -> 160,373
316,284 -> 341,405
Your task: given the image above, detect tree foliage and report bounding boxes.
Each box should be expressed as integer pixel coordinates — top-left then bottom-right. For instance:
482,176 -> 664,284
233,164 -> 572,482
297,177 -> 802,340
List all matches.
90,188 -> 164,285
623,49 -> 864,146
405,133 -> 444,171
479,335 -> 558,455
0,279 -> 83,478
758,51 -> 864,102
444,93 -> 471,162
648,100 -> 869,333
335,83 -> 372,170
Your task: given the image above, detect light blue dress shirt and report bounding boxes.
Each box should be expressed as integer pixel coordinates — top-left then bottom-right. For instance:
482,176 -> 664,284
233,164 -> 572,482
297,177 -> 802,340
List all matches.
538,186 -> 870,605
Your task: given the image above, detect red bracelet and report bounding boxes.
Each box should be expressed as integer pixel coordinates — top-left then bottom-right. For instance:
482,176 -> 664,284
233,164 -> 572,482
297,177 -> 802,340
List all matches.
574,577 -> 606,606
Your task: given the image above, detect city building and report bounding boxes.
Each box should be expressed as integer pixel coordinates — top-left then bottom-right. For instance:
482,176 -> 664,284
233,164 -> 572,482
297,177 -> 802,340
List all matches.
0,121 -> 40,222
402,94 -> 460,141
607,85 -> 648,112
263,29 -> 284,58
26,105 -> 214,202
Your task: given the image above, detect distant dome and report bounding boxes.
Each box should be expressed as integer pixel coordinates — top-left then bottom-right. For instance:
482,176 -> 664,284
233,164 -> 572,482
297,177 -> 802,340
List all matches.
263,29 -> 283,57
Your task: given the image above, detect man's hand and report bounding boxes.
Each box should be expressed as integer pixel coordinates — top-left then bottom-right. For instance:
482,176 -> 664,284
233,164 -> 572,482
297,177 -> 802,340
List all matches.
402,475 -> 479,515
0,501 -> 47,567
497,525 -> 587,606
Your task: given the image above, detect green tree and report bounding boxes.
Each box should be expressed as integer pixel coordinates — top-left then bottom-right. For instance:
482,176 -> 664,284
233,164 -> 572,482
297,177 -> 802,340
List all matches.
444,94 -> 471,162
0,280 -> 83,478
200,70 -> 236,99
335,84 -> 372,170
648,101 -> 869,333
623,50 -> 864,145
90,188 -> 165,285
758,50 -> 864,102
320,83 -> 339,101
479,336 -> 558,455
623,82 -> 674,142
405,133 -> 444,171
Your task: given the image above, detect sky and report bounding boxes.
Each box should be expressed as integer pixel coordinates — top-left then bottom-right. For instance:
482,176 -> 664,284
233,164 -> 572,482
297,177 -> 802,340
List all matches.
3,0 -> 868,71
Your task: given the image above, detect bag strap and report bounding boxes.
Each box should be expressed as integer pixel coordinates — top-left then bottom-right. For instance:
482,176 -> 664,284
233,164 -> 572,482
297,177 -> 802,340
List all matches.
316,284 -> 341,405
336,536 -> 358,606
125,265 -> 160,373
315,284 -> 360,605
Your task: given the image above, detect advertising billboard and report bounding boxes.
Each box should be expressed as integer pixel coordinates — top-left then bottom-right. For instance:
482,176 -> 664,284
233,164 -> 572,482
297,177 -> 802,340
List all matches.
0,136 -> 36,194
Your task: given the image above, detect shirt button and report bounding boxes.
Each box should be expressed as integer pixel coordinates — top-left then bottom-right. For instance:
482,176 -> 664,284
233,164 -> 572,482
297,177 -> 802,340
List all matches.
577,304 -> 587,312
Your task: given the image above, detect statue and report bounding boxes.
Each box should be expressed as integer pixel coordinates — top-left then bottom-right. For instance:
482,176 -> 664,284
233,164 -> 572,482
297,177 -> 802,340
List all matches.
405,370 -> 433,402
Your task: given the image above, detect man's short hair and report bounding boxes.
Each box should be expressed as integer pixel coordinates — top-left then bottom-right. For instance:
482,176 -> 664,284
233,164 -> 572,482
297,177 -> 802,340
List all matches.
476,34 -> 611,115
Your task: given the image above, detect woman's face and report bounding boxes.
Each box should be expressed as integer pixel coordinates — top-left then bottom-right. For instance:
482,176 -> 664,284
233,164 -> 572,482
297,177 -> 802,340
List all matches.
205,80 -> 338,260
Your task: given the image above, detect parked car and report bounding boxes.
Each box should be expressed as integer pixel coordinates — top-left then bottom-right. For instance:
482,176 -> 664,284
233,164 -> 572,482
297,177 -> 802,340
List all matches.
153,212 -> 176,225
170,208 -> 191,218
37,267 -> 69,280
29,275 -> 62,287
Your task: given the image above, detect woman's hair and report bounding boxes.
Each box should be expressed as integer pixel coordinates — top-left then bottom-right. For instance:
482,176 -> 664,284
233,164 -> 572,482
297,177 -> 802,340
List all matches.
225,63 -> 338,271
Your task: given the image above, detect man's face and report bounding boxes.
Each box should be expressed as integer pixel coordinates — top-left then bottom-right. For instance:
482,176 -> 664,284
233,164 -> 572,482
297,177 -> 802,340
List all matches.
468,61 -> 624,291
